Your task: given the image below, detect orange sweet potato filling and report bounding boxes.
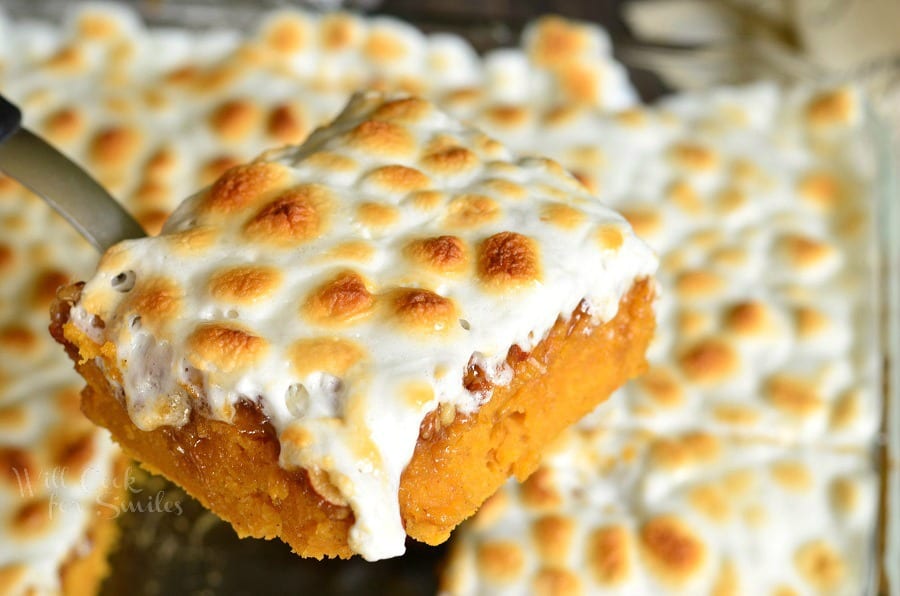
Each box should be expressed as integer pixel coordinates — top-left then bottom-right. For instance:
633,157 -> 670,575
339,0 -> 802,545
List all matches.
52,278 -> 654,559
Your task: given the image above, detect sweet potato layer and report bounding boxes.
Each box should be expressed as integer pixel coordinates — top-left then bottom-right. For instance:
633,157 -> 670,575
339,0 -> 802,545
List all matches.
54,278 -> 654,559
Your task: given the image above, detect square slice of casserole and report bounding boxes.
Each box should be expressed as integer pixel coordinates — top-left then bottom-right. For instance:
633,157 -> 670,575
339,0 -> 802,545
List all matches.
51,92 -> 657,561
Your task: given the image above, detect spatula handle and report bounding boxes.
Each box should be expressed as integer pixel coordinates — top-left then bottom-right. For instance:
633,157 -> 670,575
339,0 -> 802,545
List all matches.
0,93 -> 146,252
0,94 -> 22,144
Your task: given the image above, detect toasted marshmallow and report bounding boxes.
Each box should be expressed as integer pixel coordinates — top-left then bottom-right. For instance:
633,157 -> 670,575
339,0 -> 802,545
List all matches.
0,182 -> 117,595
441,427 -> 877,596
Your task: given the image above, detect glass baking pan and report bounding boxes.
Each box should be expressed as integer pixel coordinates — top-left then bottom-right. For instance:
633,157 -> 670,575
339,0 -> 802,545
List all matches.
0,1 -> 896,594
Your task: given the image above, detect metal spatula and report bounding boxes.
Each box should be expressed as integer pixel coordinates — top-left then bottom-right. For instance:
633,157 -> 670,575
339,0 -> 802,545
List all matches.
0,93 -> 146,252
